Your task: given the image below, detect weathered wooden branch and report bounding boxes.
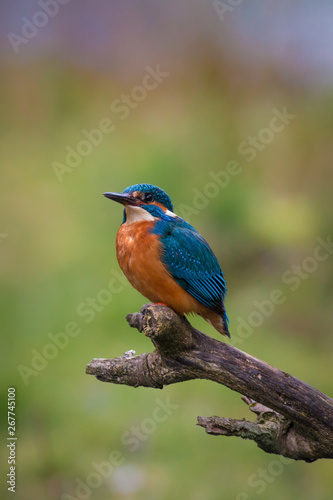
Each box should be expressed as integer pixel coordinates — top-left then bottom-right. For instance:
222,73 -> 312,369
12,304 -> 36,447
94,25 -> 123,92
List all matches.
86,304 -> 333,462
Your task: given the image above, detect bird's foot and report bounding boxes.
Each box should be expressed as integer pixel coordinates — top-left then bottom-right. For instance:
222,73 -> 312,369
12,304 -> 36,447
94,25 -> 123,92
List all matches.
152,302 -> 169,307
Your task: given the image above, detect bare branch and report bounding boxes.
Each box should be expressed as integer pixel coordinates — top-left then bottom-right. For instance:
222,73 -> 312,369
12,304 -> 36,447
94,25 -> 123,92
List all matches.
86,304 -> 333,462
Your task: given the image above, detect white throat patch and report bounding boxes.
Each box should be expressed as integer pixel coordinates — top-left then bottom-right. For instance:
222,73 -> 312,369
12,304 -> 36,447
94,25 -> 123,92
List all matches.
125,206 -> 155,225
165,209 -> 177,218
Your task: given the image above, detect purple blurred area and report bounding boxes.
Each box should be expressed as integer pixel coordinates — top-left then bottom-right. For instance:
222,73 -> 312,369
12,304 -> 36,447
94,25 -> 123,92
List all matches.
1,0 -> 333,86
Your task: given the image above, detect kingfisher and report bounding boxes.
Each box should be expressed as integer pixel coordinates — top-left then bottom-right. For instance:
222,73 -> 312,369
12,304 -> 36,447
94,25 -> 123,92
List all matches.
103,184 -> 230,337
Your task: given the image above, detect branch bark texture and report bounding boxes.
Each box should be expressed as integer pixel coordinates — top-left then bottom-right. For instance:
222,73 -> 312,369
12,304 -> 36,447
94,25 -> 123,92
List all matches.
86,304 -> 333,462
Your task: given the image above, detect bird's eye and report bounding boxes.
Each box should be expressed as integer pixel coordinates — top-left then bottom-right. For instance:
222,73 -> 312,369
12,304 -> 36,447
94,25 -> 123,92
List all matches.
144,193 -> 154,202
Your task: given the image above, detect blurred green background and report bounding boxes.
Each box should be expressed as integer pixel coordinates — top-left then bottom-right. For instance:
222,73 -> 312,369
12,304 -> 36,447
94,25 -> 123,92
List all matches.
1,1 -> 333,499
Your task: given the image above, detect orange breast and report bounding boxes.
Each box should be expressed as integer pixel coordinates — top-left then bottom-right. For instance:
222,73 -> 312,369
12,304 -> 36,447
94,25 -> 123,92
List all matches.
116,221 -> 199,314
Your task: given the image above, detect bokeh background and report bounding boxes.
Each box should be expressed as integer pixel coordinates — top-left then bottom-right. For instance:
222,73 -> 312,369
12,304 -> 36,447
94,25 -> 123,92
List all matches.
1,1 -> 333,499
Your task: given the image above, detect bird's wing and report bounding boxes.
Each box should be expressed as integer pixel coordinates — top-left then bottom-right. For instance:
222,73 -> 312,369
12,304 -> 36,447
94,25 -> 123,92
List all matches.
158,219 -> 227,315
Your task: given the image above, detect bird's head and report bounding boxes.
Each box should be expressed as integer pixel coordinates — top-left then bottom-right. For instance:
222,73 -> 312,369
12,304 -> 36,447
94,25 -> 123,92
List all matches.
103,183 -> 175,224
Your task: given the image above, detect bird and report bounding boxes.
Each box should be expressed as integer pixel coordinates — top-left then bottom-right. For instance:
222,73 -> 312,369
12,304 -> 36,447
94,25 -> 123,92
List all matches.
103,183 -> 230,337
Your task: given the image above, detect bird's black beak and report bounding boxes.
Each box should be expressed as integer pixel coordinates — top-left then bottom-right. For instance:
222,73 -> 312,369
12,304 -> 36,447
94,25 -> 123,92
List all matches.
103,192 -> 140,206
